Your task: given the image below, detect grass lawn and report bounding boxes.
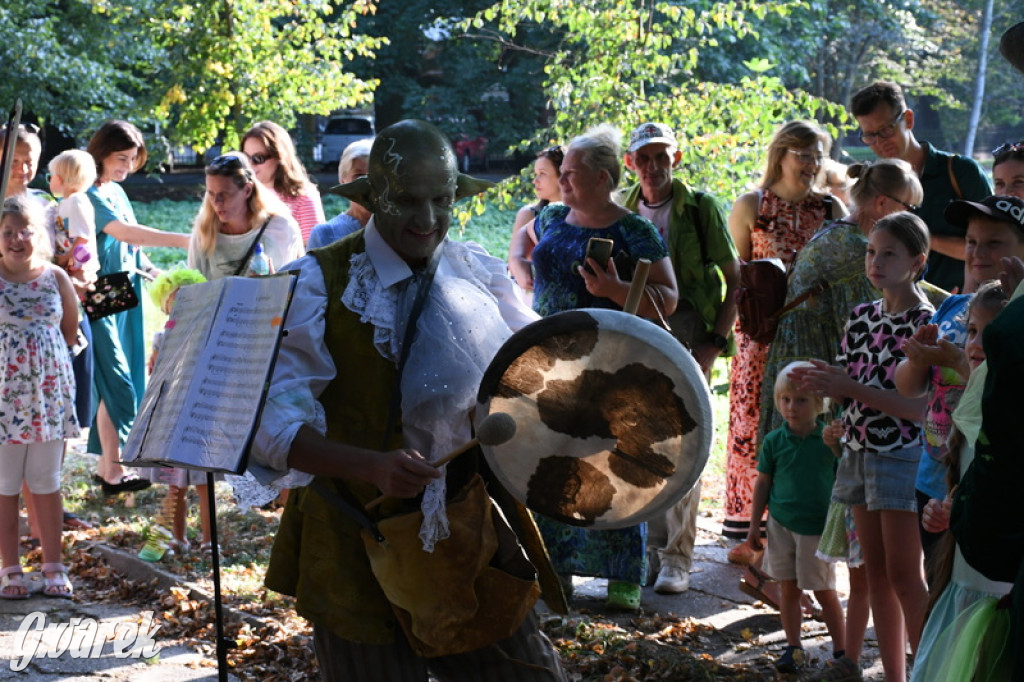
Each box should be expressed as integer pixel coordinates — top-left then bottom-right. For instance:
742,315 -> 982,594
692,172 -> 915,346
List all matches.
130,194 -> 733,514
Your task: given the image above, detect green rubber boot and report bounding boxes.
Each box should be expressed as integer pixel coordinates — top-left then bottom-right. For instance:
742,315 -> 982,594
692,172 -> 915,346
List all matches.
606,580 -> 641,611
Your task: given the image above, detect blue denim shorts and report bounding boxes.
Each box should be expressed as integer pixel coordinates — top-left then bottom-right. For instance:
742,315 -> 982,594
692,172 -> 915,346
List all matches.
831,445 -> 921,513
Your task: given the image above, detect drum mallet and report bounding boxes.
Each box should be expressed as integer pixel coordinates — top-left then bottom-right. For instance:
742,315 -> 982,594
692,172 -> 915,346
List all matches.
364,411 -> 517,510
622,258 -> 652,315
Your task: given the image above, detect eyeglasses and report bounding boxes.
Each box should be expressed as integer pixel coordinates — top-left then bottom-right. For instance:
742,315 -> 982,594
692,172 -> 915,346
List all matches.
207,154 -> 253,180
249,153 -> 273,166
787,149 -> 824,165
859,110 -> 906,145
881,192 -> 919,212
992,141 -> 1024,158
0,228 -> 35,241
540,146 -> 564,166
208,154 -> 245,170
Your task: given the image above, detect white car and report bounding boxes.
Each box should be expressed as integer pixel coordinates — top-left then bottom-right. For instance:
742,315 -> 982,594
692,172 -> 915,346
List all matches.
320,115 -> 375,169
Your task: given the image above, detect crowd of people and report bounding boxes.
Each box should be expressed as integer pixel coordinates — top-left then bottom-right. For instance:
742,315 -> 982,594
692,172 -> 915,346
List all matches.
1,64 -> 1023,681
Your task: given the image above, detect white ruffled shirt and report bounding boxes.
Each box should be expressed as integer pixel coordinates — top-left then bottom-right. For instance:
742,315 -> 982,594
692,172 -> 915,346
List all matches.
242,218 -> 538,549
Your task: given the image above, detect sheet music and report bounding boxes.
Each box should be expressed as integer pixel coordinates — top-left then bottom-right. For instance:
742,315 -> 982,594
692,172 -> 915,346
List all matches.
123,273 -> 295,473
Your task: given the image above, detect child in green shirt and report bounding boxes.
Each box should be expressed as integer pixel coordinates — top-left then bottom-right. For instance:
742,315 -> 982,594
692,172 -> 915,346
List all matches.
743,361 -> 846,674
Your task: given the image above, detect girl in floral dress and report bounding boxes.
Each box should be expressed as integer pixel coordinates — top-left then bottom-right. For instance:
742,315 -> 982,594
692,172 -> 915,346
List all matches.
724,120 -> 843,544
0,197 -> 80,599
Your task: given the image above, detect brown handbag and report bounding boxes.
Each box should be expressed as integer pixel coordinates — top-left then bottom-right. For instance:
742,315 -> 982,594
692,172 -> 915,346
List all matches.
736,193 -> 833,344
736,258 -> 788,344
360,473 -> 541,657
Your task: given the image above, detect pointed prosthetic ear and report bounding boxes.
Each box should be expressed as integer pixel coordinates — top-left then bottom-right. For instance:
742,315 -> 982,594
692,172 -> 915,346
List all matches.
455,174 -> 495,201
329,176 -> 374,211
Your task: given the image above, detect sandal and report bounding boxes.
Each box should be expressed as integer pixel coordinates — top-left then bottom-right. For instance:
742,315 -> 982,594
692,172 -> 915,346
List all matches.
0,566 -> 29,600
41,563 -> 73,599
63,511 -> 93,530
738,565 -> 780,610
802,593 -> 824,621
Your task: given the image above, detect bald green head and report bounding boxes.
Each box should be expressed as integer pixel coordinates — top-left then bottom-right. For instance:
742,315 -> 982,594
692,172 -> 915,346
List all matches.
330,119 -> 494,264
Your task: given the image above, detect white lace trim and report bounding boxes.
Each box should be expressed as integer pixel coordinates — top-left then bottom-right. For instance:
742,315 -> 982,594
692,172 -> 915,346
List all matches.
342,251 -> 402,362
341,241 -> 512,551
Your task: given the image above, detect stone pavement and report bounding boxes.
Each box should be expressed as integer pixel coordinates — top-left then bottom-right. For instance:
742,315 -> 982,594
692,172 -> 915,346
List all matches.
0,514 -> 885,680
0,542 -> 237,681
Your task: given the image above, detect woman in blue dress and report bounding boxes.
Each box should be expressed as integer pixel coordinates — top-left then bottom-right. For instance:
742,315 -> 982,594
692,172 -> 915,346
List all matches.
85,121 -> 190,495
523,124 -> 679,610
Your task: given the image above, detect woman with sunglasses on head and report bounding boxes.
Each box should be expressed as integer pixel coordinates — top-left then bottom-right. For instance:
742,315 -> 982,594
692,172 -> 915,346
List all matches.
509,146 -> 564,292
993,141 -> 1024,200
86,120 -> 190,495
241,121 -> 325,246
189,153 -> 303,280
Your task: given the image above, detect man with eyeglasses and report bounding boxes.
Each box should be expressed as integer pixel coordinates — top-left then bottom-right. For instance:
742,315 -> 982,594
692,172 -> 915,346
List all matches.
851,81 -> 992,293
621,122 -> 741,595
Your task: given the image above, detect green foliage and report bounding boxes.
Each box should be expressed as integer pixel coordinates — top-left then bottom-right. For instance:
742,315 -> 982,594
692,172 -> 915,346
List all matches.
89,0 -> 387,151
929,0 -> 1024,150
133,199 -> 195,271
453,0 -> 849,225
343,0 -> 547,155
0,0 -> 150,135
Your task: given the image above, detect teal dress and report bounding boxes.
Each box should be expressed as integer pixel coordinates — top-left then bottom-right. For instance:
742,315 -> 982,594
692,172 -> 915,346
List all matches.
86,182 -> 147,451
529,204 -> 669,585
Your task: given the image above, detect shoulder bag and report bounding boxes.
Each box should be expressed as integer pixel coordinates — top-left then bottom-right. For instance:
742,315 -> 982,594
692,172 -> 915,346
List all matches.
736,193 -> 832,344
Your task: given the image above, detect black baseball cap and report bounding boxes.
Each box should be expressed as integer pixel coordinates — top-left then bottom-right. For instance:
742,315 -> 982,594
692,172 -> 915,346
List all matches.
945,195 -> 1024,232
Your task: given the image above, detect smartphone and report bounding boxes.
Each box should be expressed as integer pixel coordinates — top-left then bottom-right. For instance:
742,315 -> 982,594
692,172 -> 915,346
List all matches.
584,237 -> 614,275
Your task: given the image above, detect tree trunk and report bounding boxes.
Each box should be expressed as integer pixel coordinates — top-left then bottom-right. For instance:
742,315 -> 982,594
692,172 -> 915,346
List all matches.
964,0 -> 995,156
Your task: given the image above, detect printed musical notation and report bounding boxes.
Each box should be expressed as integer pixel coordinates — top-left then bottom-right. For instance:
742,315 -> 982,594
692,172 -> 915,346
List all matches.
122,274 -> 297,474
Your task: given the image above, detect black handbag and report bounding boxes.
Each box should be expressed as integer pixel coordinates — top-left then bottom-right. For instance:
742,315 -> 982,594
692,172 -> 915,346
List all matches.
83,271 -> 140,321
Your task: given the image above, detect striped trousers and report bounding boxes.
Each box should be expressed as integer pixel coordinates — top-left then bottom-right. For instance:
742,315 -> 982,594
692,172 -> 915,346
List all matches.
312,610 -> 565,682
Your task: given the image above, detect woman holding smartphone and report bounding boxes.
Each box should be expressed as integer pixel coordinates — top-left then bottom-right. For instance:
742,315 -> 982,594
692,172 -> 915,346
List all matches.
526,125 -> 677,320
522,124 -> 678,612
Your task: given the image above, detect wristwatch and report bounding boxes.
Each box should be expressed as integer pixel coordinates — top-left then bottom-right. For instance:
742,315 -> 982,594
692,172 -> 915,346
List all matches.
709,333 -> 728,350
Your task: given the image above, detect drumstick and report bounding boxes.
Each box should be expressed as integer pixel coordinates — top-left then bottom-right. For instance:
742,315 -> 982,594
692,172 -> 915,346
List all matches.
364,412 -> 517,510
622,258 -> 652,315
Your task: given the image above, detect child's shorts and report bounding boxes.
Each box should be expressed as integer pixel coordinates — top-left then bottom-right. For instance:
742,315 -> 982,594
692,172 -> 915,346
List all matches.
831,445 -> 920,513
764,515 -> 836,592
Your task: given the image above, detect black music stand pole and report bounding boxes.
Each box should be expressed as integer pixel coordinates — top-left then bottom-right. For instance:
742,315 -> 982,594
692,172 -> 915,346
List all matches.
206,471 -> 233,682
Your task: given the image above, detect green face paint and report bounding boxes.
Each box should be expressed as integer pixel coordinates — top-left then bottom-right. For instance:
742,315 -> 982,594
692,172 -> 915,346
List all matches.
370,120 -> 458,264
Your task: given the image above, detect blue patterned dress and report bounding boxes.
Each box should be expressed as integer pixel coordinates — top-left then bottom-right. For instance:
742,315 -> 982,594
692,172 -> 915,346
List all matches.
530,203 -> 668,584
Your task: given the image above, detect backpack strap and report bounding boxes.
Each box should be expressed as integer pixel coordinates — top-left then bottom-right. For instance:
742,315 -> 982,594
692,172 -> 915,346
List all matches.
947,155 -> 963,199
771,281 -> 827,321
822,194 -> 834,220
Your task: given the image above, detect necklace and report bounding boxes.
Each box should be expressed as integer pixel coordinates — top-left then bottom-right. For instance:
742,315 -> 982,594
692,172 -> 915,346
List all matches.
641,194 -> 672,209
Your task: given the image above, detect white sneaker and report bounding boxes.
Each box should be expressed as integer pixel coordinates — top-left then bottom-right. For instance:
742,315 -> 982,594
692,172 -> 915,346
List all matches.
653,565 -> 690,594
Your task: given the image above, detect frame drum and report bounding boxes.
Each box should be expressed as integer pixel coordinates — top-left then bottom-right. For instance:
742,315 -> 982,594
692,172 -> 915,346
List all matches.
476,309 -> 712,530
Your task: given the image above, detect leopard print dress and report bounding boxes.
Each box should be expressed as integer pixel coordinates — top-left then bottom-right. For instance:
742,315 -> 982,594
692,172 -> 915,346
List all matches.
723,189 -> 831,538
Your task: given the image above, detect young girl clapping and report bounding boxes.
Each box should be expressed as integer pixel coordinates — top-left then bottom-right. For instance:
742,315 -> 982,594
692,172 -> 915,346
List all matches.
0,197 -> 80,599
793,212 -> 934,681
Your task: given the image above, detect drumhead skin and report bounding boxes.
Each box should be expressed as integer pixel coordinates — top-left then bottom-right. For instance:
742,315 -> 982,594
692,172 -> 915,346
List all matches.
476,309 -> 713,530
